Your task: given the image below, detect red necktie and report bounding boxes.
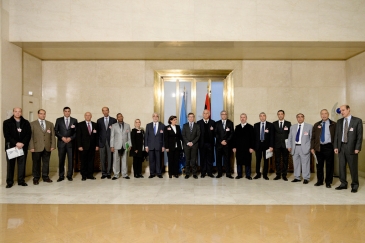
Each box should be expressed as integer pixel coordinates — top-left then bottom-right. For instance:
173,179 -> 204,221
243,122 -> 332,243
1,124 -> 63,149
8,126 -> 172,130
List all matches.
87,122 -> 91,135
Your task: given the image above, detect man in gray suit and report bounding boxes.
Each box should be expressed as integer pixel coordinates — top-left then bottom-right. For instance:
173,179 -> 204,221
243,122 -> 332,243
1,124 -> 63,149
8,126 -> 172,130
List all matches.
334,105 -> 363,193
110,113 -> 131,180
182,113 -> 200,179
287,113 -> 313,184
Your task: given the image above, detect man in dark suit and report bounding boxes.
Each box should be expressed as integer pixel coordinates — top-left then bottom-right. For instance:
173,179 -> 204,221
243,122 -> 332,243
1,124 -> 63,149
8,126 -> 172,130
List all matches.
197,109 -> 215,178
272,110 -> 291,181
311,109 -> 336,188
182,113 -> 200,179
215,110 -> 234,179
54,107 -> 78,182
232,113 -> 254,179
3,107 -> 31,188
334,105 -> 363,193
29,109 -> 56,185
77,112 -> 99,181
97,107 -> 117,179
145,113 -> 165,178
253,112 -> 274,180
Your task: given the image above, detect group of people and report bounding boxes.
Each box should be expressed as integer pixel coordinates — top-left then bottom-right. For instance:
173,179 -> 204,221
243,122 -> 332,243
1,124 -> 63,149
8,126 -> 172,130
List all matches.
3,105 -> 363,193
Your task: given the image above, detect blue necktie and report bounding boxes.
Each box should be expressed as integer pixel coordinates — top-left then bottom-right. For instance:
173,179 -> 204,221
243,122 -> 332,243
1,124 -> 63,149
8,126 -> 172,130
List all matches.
260,123 -> 265,141
154,123 -> 157,135
295,124 -> 301,143
320,122 -> 325,143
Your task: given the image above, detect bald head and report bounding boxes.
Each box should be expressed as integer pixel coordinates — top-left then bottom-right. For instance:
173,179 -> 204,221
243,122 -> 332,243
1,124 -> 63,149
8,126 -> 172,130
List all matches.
203,109 -> 210,120
13,107 -> 22,119
84,112 -> 92,122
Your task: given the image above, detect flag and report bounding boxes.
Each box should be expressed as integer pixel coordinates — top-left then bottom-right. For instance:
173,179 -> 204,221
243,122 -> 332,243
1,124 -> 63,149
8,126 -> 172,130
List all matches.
179,90 -> 187,173
204,92 -> 211,118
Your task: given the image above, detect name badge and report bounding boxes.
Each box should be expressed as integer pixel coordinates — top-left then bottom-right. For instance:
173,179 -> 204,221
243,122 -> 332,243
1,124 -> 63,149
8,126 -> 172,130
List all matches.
284,127 -> 288,130
137,130 -> 141,133
109,126 -> 112,129
265,129 -> 269,133
167,128 -> 171,130
47,129 -> 51,133
349,128 -> 354,131
210,126 -> 214,130
71,125 -> 75,128
226,128 -> 230,131
304,132 -> 308,135
160,130 -> 163,133
93,130 -> 97,133
17,128 -> 22,132
318,126 -> 321,129
126,129 -> 129,133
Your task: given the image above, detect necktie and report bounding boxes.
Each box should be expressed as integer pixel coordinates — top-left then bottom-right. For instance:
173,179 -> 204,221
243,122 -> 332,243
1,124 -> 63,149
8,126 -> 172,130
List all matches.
87,122 -> 91,135
279,122 -> 283,132
205,120 -> 208,124
190,123 -> 193,132
223,121 -> 226,129
320,122 -> 325,143
260,123 -> 265,141
119,123 -> 121,129
295,124 -> 301,143
41,121 -> 45,131
65,118 -> 69,129
105,118 -> 108,130
154,123 -> 157,135
344,118 -> 348,143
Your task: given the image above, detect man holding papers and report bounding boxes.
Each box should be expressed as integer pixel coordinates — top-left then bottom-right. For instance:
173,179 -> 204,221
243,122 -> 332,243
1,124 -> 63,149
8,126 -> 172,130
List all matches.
310,109 -> 336,188
3,107 -> 31,188
287,113 -> 313,184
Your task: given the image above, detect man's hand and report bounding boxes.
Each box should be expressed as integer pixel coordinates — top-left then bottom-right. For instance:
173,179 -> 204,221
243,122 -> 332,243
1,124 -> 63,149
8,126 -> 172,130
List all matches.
288,148 -> 291,152
249,149 -> 254,153
111,147 -> 115,153
310,149 -> 315,154
166,149 -> 169,152
162,147 -> 165,152
334,149 -> 338,154
221,140 -> 227,146
66,137 -> 71,143
134,150 -> 138,153
95,146 -> 99,151
145,147 -> 149,153
30,149 -> 35,152
16,142 -> 24,149
232,148 -> 236,153
269,147 -> 273,152
62,137 -> 68,143
50,148 -> 55,151
128,146 -> 131,151
78,147 -> 83,151
355,150 -> 360,154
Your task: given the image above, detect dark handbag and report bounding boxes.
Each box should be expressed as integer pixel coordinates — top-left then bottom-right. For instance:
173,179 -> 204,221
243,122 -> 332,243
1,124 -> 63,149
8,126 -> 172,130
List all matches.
118,148 -> 125,156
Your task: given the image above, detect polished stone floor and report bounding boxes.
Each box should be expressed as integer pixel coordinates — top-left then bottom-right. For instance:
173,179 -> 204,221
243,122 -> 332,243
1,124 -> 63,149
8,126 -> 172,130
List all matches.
1,172 -> 364,205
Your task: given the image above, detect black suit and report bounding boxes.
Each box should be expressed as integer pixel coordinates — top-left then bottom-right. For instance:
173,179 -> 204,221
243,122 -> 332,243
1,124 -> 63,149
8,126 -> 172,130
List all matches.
197,119 -> 215,176
272,120 -> 291,177
334,116 -> 363,190
145,122 -> 165,176
182,122 -> 200,176
130,128 -> 145,177
254,121 -> 274,177
233,123 -> 254,177
97,116 -> 117,176
215,119 -> 234,176
54,116 -> 78,179
3,116 -> 31,186
164,125 -> 182,176
77,121 -> 98,179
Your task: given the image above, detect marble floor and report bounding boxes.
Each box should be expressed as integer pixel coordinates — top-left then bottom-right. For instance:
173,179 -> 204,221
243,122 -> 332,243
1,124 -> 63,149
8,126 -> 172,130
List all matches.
1,172 -> 364,205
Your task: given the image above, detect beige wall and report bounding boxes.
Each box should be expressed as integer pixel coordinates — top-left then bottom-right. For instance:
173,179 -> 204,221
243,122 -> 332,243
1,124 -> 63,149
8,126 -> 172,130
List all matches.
9,0 -> 365,42
346,52 -> 365,176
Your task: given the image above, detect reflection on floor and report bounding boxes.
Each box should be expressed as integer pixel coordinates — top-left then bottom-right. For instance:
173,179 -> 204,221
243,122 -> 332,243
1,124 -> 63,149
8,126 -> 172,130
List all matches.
0,172 -> 364,205
1,204 -> 365,243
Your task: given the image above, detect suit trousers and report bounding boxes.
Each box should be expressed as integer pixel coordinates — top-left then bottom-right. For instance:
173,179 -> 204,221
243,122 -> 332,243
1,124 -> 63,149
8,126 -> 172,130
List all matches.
58,144 -> 73,178
184,146 -> 198,176
237,163 -> 251,177
6,151 -> 27,185
274,147 -> 289,177
339,143 -> 359,190
256,142 -> 269,176
148,150 -> 162,176
32,149 -> 51,180
216,145 -> 232,176
113,151 -> 128,178
315,143 -> 334,185
199,143 -> 214,175
167,149 -> 180,176
80,149 -> 95,178
133,156 -> 144,176
292,146 -> 310,180
99,140 -> 112,176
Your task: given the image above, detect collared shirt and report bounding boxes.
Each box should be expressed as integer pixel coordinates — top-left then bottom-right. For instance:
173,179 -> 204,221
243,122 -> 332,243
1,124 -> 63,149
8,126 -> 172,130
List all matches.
119,122 -> 124,130
241,123 -> 247,128
260,121 -> 267,139
296,123 -> 304,144
38,119 -> 46,129
64,116 -> 70,124
278,119 -> 285,130
171,125 -> 176,133
86,121 -> 92,130
203,119 -> 209,124
320,119 -> 331,144
342,115 -> 352,142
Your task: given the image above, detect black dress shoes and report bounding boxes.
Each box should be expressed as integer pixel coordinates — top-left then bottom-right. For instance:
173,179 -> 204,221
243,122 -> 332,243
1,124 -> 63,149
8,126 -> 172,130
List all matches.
351,188 -> 358,193
169,175 -> 172,178
208,174 -> 215,178
124,176 -> 130,179
157,175 -> 163,178
291,179 -> 301,182
282,176 -> 288,181
6,184 -> 13,188
253,175 -> 261,179
263,176 -> 269,180
303,179 -> 309,184
273,176 -> 281,180
201,175 -> 205,178
216,174 -> 222,178
193,175 -> 198,179
18,182 -> 28,186
235,176 -> 242,179
43,178 -> 53,183
33,180 -> 39,185
174,175 -> 179,178
226,175 -> 234,179
82,177 -> 86,181
335,185 -> 347,190
139,175 -> 144,178
107,175 -> 112,179
314,182 -> 323,186
148,175 -> 155,178
87,177 -> 96,180
101,175 -> 107,179
185,175 -> 190,179
57,177 -> 64,182
67,177 -> 73,181
112,177 -> 118,180
326,184 -> 331,188
245,176 -> 252,180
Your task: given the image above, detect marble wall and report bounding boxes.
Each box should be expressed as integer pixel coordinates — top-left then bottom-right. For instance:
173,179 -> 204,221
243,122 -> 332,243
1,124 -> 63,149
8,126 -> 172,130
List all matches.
9,0 -> 365,42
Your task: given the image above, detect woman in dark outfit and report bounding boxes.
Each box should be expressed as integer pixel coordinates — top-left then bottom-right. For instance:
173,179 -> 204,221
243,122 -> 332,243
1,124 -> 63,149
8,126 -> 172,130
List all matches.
164,115 -> 182,178
130,119 -> 145,178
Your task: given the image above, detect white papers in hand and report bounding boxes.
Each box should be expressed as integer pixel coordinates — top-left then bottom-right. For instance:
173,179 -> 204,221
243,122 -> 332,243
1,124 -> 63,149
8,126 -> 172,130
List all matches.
266,149 -> 273,159
6,147 -> 24,159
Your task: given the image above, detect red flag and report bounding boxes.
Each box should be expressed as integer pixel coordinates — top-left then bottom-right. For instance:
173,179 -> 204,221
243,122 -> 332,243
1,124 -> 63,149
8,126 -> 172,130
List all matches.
204,93 -> 211,118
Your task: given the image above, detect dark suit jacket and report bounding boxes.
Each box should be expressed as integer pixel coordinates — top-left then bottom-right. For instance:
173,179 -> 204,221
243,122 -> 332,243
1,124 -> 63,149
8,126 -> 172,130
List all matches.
272,120 -> 291,148
130,128 -> 145,157
54,116 -> 78,148
164,125 -> 182,151
233,123 -> 254,165
76,121 -> 98,150
144,122 -> 165,150
197,119 -> 215,148
215,119 -> 234,148
182,122 -> 201,149
97,116 -> 117,147
3,116 -> 31,150
311,119 -> 336,152
334,116 -> 363,153
254,121 -> 274,150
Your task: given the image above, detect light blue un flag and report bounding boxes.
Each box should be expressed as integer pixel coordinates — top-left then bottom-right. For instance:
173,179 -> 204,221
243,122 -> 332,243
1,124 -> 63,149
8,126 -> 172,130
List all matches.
179,91 -> 187,173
